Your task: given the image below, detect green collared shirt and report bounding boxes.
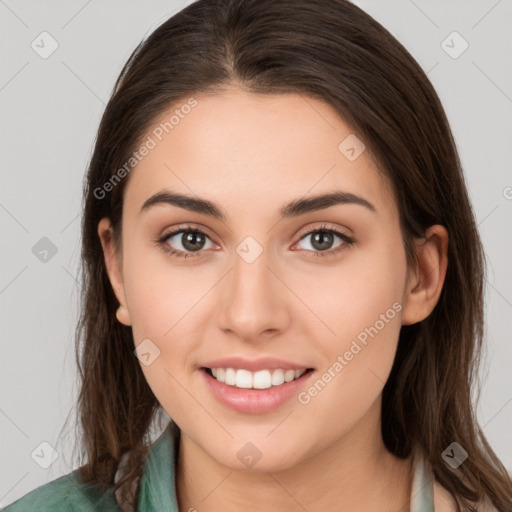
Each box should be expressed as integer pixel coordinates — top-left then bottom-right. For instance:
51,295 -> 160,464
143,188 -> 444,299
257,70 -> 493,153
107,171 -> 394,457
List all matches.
2,424 -> 434,511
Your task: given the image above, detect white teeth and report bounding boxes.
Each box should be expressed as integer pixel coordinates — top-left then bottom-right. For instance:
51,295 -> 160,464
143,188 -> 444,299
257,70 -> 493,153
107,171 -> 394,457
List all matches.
235,369 -> 253,389
253,370 -> 272,389
208,367 -> 308,389
225,368 -> 236,385
271,369 -> 285,386
284,369 -> 295,382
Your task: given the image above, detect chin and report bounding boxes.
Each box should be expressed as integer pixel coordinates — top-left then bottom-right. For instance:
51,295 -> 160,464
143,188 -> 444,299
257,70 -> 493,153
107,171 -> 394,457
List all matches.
201,434 -> 306,473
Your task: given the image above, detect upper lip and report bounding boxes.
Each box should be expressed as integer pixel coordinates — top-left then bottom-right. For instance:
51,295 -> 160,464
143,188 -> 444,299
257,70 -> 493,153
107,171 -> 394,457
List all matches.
201,356 -> 313,372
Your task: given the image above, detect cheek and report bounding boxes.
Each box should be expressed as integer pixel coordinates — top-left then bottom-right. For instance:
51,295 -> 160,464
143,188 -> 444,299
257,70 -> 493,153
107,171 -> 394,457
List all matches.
295,290 -> 403,443
302,228 -> 406,347
300,232 -> 406,413
120,238 -> 213,414
121,232 -> 209,340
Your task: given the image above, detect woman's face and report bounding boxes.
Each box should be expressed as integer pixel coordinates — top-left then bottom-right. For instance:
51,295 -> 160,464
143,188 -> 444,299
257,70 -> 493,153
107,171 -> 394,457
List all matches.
101,87 -> 423,471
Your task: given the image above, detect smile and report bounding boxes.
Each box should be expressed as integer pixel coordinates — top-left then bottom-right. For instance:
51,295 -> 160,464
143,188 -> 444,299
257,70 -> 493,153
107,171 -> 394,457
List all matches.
205,367 -> 311,389
200,366 -> 315,414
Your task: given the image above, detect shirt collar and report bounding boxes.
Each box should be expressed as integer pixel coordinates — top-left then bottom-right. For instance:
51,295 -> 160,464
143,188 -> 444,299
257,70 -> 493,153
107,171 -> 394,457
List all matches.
137,422 -> 180,512
410,446 -> 435,511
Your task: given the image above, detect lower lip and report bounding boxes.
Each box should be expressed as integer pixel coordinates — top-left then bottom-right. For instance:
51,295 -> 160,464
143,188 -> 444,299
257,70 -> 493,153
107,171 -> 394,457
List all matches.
200,368 -> 314,414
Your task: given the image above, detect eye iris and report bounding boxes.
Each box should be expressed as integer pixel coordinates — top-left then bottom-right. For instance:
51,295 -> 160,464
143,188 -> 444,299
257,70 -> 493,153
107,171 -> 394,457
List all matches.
182,231 -> 205,252
311,231 -> 333,251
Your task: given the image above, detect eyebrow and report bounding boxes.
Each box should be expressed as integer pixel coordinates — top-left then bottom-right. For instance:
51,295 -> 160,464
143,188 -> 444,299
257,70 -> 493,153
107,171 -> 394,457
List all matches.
140,189 -> 377,220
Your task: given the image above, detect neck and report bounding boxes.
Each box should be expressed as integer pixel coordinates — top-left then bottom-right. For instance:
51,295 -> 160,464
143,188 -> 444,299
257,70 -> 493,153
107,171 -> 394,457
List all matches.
175,402 -> 413,512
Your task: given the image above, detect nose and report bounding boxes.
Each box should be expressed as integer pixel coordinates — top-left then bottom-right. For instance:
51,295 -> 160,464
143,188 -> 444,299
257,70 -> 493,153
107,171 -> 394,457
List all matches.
216,246 -> 290,343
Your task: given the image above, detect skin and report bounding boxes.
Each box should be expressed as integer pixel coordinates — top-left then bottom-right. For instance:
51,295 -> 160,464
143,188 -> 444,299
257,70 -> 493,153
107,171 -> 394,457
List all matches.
98,86 -> 449,512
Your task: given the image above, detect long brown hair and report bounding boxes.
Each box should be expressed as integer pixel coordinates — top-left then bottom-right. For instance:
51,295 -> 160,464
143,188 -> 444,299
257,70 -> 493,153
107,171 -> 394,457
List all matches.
67,0 -> 512,510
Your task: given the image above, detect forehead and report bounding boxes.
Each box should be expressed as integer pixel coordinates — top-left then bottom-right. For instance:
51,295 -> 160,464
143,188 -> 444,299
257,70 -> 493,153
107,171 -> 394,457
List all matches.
122,88 -> 396,222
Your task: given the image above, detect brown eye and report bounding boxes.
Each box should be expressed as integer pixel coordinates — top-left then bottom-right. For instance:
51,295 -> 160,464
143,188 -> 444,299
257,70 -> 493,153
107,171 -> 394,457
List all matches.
173,231 -> 207,252
159,227 -> 217,259
301,230 -> 338,251
295,225 -> 354,258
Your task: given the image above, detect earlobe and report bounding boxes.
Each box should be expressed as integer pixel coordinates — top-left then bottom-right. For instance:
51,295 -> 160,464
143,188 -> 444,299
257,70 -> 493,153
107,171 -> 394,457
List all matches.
116,304 -> 132,326
97,218 -> 132,326
401,225 -> 449,326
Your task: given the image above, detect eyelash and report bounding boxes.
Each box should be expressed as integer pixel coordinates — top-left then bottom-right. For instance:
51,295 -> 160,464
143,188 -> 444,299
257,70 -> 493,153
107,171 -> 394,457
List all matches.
156,223 -> 355,260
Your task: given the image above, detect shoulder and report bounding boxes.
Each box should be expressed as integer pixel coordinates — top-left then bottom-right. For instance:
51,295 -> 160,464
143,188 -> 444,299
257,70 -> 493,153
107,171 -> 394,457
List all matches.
1,469 -> 120,512
433,479 -> 499,512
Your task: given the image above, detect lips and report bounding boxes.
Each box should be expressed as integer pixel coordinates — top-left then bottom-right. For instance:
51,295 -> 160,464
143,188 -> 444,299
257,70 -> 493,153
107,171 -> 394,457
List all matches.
199,356 -> 315,414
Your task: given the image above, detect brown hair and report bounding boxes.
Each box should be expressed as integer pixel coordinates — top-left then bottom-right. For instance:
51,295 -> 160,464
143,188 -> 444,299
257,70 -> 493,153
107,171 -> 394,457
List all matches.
67,0 -> 512,510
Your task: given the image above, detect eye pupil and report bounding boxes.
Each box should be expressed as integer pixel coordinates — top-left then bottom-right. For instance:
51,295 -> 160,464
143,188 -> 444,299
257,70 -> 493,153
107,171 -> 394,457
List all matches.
311,231 -> 333,251
182,231 -> 205,251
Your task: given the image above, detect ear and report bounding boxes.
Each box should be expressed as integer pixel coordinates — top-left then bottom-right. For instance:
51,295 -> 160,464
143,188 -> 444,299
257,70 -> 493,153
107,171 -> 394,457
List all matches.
97,217 -> 132,326
401,225 -> 449,326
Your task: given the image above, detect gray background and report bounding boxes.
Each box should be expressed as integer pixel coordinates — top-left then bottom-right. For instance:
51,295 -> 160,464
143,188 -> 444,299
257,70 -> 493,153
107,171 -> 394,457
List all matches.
1,0 -> 511,507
